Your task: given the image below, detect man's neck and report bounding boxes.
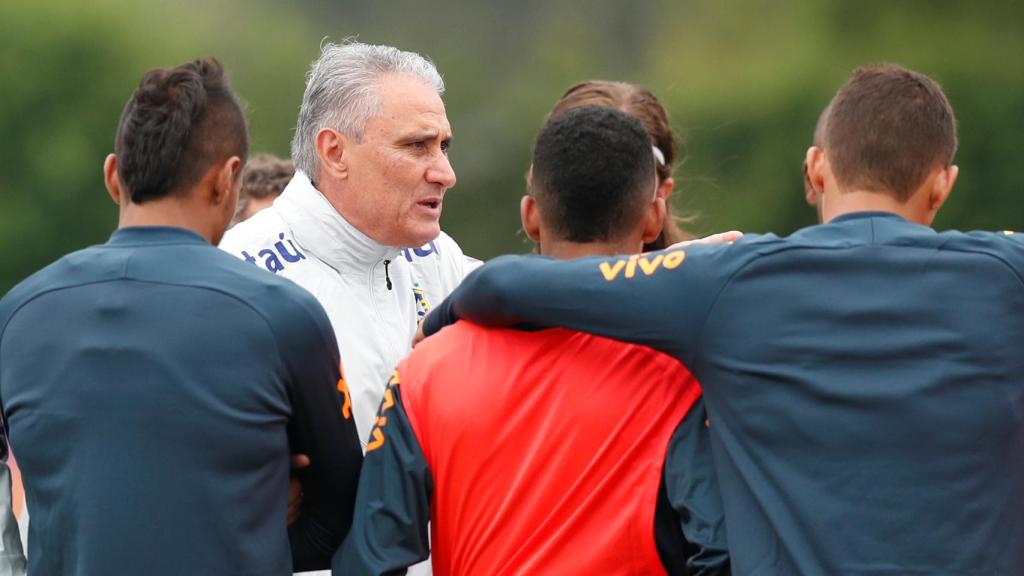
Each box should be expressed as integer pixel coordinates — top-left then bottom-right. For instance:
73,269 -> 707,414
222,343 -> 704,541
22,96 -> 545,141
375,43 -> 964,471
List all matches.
118,198 -> 216,244
820,189 -> 927,225
539,237 -> 642,260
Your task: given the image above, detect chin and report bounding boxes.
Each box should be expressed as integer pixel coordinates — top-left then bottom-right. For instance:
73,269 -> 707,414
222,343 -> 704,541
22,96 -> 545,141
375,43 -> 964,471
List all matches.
399,225 -> 442,248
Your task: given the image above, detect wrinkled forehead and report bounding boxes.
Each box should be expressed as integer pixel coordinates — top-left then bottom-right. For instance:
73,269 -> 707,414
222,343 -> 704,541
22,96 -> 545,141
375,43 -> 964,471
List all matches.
368,72 -> 451,136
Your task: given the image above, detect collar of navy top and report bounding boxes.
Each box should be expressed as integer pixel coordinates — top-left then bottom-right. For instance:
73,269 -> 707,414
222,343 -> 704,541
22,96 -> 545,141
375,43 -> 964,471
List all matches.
108,226 -> 208,246
830,211 -> 908,224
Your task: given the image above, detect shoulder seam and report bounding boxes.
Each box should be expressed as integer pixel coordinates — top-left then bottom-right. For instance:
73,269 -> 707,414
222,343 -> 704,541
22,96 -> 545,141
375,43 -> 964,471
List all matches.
1,278 -> 123,361
939,243 -> 1024,288
692,240 -> 1024,362
689,241 -> 791,364
1,276 -> 295,380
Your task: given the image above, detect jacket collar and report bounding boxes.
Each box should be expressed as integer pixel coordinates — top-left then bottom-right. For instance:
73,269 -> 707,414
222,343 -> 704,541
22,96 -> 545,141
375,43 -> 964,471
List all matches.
830,211 -> 909,224
274,171 -> 400,273
108,226 -> 208,246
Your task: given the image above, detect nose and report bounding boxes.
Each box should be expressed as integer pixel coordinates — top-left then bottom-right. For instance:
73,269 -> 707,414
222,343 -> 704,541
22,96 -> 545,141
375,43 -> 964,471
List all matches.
427,153 -> 457,189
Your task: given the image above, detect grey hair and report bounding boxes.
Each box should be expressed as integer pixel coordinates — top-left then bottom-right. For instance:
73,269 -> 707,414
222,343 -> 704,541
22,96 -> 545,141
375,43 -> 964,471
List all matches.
291,41 -> 445,181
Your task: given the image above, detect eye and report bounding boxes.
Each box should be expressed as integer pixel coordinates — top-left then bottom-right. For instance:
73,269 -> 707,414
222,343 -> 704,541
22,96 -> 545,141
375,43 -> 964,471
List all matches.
408,141 -> 427,150
441,140 -> 451,155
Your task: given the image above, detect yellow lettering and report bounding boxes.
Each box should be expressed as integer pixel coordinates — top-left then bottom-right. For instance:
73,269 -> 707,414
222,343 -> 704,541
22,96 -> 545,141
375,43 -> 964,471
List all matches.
601,251 -> 685,280
381,388 -> 395,411
1003,230 -> 1015,236
662,250 -> 686,269
367,428 -> 385,452
337,377 -> 352,419
388,370 -> 400,387
637,254 -> 663,276
599,260 -> 626,281
625,254 -> 639,278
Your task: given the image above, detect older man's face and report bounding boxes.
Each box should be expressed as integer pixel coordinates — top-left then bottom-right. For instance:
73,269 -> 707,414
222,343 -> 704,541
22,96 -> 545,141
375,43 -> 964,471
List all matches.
342,73 -> 456,248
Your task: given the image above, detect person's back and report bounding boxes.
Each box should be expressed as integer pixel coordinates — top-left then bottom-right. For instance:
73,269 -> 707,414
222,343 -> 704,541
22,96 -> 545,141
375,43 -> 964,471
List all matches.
421,65 -> 1024,574
679,217 -> 1024,573
1,231 -> 332,573
0,59 -> 362,575
337,106 -> 728,575
400,323 -> 701,574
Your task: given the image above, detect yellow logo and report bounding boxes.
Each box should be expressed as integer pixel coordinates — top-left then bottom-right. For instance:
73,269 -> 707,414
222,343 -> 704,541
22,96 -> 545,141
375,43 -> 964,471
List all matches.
337,361 -> 352,420
366,371 -> 400,452
599,250 -> 686,281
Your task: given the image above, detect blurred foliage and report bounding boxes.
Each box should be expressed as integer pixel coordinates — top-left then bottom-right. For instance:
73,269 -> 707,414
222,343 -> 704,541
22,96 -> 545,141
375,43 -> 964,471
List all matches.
3,0 -> 1022,292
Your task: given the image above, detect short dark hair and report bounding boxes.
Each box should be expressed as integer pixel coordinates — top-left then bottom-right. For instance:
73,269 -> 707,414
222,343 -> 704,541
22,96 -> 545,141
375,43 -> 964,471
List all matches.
531,106 -> 656,243
549,80 -> 695,247
232,154 -> 293,224
825,64 -> 957,201
114,58 -> 248,204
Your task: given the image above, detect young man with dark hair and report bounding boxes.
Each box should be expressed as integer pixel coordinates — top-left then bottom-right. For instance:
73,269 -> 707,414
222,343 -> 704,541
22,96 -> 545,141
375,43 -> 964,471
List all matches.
424,64 -> 1024,574
0,58 -> 363,575
336,106 -> 728,575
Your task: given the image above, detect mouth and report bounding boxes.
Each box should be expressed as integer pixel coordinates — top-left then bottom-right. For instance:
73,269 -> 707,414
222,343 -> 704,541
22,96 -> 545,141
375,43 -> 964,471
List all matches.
417,198 -> 443,215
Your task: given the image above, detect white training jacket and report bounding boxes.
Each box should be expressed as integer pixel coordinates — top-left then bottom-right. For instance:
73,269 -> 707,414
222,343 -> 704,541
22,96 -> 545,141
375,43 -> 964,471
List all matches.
221,173 -> 476,576
220,172 -> 477,450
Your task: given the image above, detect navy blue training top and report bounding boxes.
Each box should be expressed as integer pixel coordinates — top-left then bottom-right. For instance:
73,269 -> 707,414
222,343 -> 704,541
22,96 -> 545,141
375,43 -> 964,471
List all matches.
0,227 -> 363,575
425,213 -> 1024,575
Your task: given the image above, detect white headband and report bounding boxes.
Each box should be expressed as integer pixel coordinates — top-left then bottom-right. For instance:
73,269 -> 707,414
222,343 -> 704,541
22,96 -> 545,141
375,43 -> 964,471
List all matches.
652,146 -> 666,166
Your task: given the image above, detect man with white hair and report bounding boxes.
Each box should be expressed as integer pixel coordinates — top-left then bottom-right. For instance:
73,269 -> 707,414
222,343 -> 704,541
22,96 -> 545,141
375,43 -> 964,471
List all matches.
220,41 -> 474,573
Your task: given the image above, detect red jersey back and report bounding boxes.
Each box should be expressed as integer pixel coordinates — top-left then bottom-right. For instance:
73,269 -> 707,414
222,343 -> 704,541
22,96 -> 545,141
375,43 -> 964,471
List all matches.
398,322 -> 702,575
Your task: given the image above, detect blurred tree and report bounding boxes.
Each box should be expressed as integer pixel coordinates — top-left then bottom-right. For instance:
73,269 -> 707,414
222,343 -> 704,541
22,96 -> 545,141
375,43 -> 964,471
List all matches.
2,0 -> 1022,292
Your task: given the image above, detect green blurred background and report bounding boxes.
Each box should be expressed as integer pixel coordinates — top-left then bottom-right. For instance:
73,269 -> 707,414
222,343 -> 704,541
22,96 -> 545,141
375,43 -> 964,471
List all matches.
3,0 -> 1022,292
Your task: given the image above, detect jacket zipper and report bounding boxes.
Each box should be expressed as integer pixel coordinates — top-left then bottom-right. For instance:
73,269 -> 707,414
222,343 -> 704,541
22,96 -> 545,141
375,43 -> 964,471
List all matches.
383,259 -> 393,290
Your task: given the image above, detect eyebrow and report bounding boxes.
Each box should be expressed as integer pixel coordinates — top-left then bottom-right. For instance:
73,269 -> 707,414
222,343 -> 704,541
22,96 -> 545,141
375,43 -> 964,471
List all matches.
401,130 -> 452,142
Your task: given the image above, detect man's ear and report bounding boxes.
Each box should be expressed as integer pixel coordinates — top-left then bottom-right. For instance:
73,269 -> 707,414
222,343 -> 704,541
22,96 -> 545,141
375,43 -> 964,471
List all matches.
641,195 -> 667,244
315,128 -> 349,182
103,154 -> 123,205
520,194 -> 541,243
928,164 -> 958,216
212,156 -> 243,206
805,146 -> 826,203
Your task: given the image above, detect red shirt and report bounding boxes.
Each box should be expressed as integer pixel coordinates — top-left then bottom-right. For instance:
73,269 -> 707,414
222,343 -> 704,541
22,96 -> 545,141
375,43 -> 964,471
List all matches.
399,322 -> 702,575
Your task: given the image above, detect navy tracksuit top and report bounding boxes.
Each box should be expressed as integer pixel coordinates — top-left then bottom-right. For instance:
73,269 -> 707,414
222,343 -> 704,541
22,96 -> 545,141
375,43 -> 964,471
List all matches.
425,212 -> 1024,575
0,227 -> 363,575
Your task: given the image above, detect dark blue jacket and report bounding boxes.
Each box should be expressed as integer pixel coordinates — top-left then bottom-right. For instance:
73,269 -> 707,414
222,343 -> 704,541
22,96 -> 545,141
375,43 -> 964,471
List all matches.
0,227 -> 363,575
425,213 -> 1024,575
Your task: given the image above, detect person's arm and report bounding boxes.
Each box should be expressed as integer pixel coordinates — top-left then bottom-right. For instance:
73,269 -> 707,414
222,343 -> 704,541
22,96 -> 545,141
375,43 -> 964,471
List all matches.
662,399 -> 729,575
424,244 -> 738,365
333,374 -> 432,575
997,230 -> 1023,248
278,294 -> 364,572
